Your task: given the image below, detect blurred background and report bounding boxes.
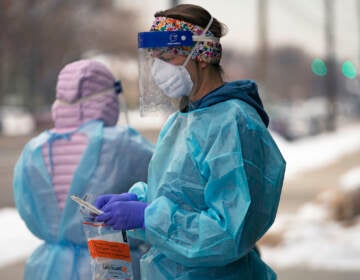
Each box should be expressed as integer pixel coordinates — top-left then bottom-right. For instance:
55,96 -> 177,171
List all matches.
0,0 -> 359,279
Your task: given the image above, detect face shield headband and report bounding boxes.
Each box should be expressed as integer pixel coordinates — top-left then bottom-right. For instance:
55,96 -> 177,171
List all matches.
55,80 -> 123,106
146,16 -> 222,64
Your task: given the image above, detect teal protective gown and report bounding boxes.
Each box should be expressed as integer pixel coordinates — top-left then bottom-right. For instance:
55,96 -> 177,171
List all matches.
13,121 -> 153,280
129,82 -> 286,280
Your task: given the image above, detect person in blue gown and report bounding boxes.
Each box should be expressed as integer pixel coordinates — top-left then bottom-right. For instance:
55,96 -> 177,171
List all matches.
13,60 -> 153,280
94,4 -> 286,280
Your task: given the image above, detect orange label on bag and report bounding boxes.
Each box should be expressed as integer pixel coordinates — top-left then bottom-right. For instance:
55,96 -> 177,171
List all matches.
88,239 -> 131,262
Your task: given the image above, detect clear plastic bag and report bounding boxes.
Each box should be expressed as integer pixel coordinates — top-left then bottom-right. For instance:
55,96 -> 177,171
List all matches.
79,196 -> 134,280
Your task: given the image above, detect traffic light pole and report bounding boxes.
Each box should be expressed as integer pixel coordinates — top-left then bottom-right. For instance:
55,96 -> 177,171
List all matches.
257,0 -> 269,93
357,0 -> 360,68
324,0 -> 337,131
171,0 -> 179,7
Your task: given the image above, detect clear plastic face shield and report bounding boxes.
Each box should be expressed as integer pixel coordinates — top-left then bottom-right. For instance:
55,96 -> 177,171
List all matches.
137,16 -> 217,116
138,31 -> 194,116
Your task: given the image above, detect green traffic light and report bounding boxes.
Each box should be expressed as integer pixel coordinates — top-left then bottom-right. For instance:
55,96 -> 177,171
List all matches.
342,60 -> 357,79
311,58 -> 327,76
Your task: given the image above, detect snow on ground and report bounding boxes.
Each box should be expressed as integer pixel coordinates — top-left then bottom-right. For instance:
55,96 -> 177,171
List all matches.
0,208 -> 42,268
261,203 -> 360,270
1,122 -> 360,269
117,110 -> 167,130
271,122 -> 360,179
339,166 -> 360,192
262,166 -> 360,270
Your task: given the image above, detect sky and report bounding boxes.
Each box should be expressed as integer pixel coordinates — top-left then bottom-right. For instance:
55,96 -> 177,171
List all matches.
117,0 -> 360,65
1,121 -> 360,270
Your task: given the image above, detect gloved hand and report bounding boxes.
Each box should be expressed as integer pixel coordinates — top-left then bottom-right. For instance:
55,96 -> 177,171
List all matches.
94,193 -> 138,209
95,201 -> 147,230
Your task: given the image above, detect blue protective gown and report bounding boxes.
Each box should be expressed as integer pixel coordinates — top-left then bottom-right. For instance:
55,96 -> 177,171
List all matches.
129,81 -> 286,279
13,121 -> 153,280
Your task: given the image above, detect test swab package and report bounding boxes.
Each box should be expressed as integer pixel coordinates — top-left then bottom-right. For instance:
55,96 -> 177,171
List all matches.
72,195 -> 134,280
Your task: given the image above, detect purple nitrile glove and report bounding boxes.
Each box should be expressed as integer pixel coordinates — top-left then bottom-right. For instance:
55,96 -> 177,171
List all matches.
94,193 -> 138,209
95,201 -> 147,230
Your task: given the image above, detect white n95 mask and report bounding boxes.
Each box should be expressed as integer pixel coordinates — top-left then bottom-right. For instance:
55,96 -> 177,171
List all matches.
151,58 -> 193,99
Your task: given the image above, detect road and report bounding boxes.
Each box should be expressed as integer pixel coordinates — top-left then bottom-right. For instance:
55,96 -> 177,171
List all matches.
1,130 -> 359,279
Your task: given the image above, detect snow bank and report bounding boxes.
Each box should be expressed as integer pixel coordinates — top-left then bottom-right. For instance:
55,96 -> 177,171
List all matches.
262,164 -> 360,271
271,123 -> 360,179
0,208 -> 41,268
261,203 -> 360,270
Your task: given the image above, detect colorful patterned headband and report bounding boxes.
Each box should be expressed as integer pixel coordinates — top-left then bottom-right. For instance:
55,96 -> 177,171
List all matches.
150,16 -> 222,64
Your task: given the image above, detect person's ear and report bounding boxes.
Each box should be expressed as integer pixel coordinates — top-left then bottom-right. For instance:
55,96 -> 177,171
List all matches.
199,61 -> 208,69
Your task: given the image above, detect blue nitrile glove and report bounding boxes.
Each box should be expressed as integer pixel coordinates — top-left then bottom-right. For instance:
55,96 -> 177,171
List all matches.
95,201 -> 147,230
94,193 -> 138,209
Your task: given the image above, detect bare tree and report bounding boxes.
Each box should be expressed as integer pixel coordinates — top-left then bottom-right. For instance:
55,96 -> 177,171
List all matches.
0,1 -> 138,111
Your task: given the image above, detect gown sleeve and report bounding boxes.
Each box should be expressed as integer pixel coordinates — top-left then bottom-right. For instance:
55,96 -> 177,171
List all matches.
124,127 -> 154,184
13,144 -> 45,240
129,181 -> 149,202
